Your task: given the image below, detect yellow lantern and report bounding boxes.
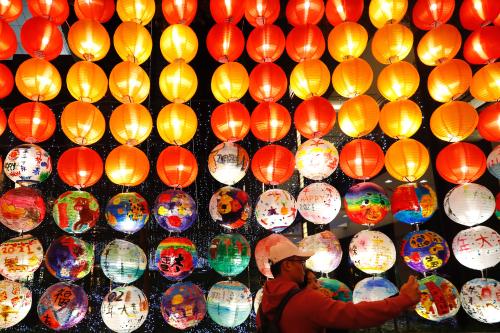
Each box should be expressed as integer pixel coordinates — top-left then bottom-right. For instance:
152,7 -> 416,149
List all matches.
290,59 -> 330,100
338,95 -> 379,137
68,19 -> 110,61
427,59 -> 472,103
470,62 -> 500,102
371,23 -> 413,64
377,61 -> 419,101
66,61 -> 108,103
379,100 -> 422,138
105,145 -> 150,186
15,58 -> 61,101
109,103 -> 153,145
369,0 -> 408,28
430,101 -> 478,142
109,61 -> 150,103
113,21 -> 152,64
160,24 -> 198,63
61,101 -> 106,145
211,62 -> 249,103
417,24 -> 461,66
116,0 -> 155,25
385,138 -> 429,182
332,57 -> 373,98
159,59 -> 198,103
157,103 -> 198,145
327,22 -> 368,62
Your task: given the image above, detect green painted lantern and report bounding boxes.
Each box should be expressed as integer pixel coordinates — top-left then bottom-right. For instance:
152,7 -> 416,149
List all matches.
208,233 -> 250,276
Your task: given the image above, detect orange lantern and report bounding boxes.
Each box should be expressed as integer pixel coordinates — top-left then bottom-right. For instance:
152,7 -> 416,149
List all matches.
211,102 -> 250,142
57,147 -> 103,189
15,58 -> 61,101
0,19 -> 17,60
459,0 -> 500,30
28,0 -> 69,25
206,23 -> 244,63
250,102 -> 291,142
109,61 -> 150,104
412,0 -> 455,30
8,102 -> 56,143
377,61 -> 419,101
325,0 -> 363,26
105,145 -> 150,186
369,0 -> 408,28
157,103 -> 198,145
75,0 -> 115,23
379,99 -> 422,138
159,59 -> 197,103
427,59 -> 472,103
161,24 -> 198,63
68,19 -> 110,61
110,103 -> 153,146
290,59 -> 330,100
385,138 -> 430,182
436,142 -> 486,184
327,22 -> 368,62
0,107 -> 6,136
332,57 -> 373,98
211,62 -> 249,103
417,24 -> 461,66
470,62 -> 500,102
249,62 -> 287,103
338,95 -> 379,137
0,0 -> 22,22
162,0 -> 197,25
210,0 -> 245,23
20,17 -> 62,61
116,0 -> 155,25
245,0 -> 280,26
339,139 -> 384,180
157,146 -> 198,188
430,101 -> 478,142
464,26 -> 500,65
0,63 -> 14,99
286,24 -> 325,62
286,0 -> 325,26
294,96 -> 336,139
246,24 -> 285,63
114,21 -> 153,64
61,101 -> 106,145
66,61 -> 108,103
371,23 -> 413,64
477,102 -> 500,142
251,145 -> 295,185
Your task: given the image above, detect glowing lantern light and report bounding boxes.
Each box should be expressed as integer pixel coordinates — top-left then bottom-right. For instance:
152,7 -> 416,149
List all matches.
161,24 -> 198,63
338,95 -> 379,137
209,186 -> 251,229
3,144 -> 52,185
327,22 -> 368,62
470,62 -> 500,102
105,145 -> 150,186
161,282 -> 206,330
459,0 -> 500,30
487,145 -> 500,179
211,102 -> 250,142
295,138 -> 339,180
206,23 -> 244,63
61,101 -> 105,145
157,146 -> 198,188
353,277 -> 398,303
28,0 -> 69,25
339,139 -> 384,180
0,0 -> 22,22
68,19 -> 110,61
159,60 -> 197,103
52,191 -> 99,234
297,182 -> 342,224
332,57 -> 373,98
385,139 -> 429,182
208,233 -> 251,276
452,226 -> 500,270
417,24 -> 461,66
109,61 -> 150,104
255,234 -> 289,277
377,61 -> 419,101
101,286 -> 148,332
412,0 -> 455,30
0,107 -> 5,136
251,102 -> 291,142
45,235 -> 94,281
162,0 -> 197,25
294,96 -> 336,139
251,145 -> 295,185
325,0 -> 363,26
114,21 -> 153,64
401,230 -> 450,273
57,147 -> 103,189
15,58 -> 61,101
349,230 -> 396,274
286,24 -> 325,62
428,59 -> 472,103
299,231 -> 343,273
0,235 -> 43,281
20,17 -> 62,61
155,237 -> 197,281
157,103 -> 197,145
0,64 -> 13,99
0,187 -> 45,232
245,0 -> 280,26
461,278 -> 500,324
286,0 -> 325,26
391,183 -> 438,224
344,182 -> 390,226
116,0 -> 155,25
290,59 -> 330,100
416,275 -> 460,321
430,101 -> 478,142
75,0 -> 115,22
110,103 -> 153,146
255,189 -> 297,232
153,190 -> 197,232
0,20 -> 16,60
246,24 -> 285,63
464,26 -> 500,65
436,142 -> 486,184
101,239 -> 147,283
249,62 -> 287,102
444,183 -> 495,226
208,142 -> 249,185
319,278 -> 352,302
0,280 -> 32,329
207,281 -> 252,328
66,61 -> 108,103
8,102 -> 56,143
369,0 -> 408,28
379,99 -> 422,138
371,23 -> 413,64
211,62 -> 249,102
210,0 -> 245,23
105,192 -> 149,234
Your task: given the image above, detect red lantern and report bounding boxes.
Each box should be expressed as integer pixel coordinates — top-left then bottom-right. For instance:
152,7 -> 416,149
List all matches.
246,24 -> 285,63
286,24 -> 325,62
286,0 -> 325,26
325,0 -> 363,26
0,20 -> 17,60
460,0 -> 500,30
0,107 -> 6,136
251,102 -> 291,142
464,26 -> 500,64
210,0 -> 245,23
251,145 -> 295,185
211,102 -> 250,142
57,147 -> 103,189
477,102 -> 500,141
339,139 -> 385,180
436,142 -> 487,184
206,23 -> 245,63
8,102 -> 56,143
412,0 -> 455,30
0,63 -> 14,99
162,0 -> 197,25
21,17 -> 63,61
74,0 -> 115,23
28,0 -> 69,25
157,146 -> 198,188
0,0 -> 22,22
249,62 -> 287,102
245,0 -> 280,26
294,96 -> 336,139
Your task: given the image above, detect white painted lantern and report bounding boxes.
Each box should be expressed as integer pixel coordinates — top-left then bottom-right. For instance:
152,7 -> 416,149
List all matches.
295,138 -> 339,180
349,230 -> 396,274
297,182 -> 341,224
452,226 -> 500,271
444,183 -> 495,226
299,231 -> 342,273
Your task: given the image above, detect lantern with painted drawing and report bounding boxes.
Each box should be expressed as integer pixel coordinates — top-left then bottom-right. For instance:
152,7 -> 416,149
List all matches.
385,139 -> 429,182
294,96 -> 336,139
61,101 -> 105,145
460,278 -> 500,324
52,191 -> 99,234
444,183 -> 495,227
255,189 -> 297,233
153,190 -> 197,233
0,280 -> 32,329
368,0 -> 408,28
487,146 -> 500,179
319,278 -> 353,302
401,230 -> 450,273
0,187 -> 45,232
208,233 -> 251,276
161,23 -> 198,63
290,59 -> 330,100
344,182 -> 390,226
101,239 -> 147,284
328,22 -> 367,62
416,275 -> 460,321
155,237 -> 197,281
0,234 -> 43,281
255,233 -> 289,278
208,142 -> 249,185
391,183 -> 437,224
332,58 -> 373,98
349,230 -> 396,274
417,24 -> 461,66
299,231 -> 342,273
209,186 -> 251,230
101,286 -> 148,333
353,277 -> 398,304
295,138 -> 339,180
207,281 -> 252,328
105,192 -> 149,234
161,282 -> 206,330
15,58 -> 61,101
339,139 -> 384,180
436,142 -> 486,184
113,21 -> 152,64
8,102 -> 56,143
109,103 -> 152,146
45,235 -> 94,281
3,144 -> 52,185
297,182 -> 341,224
452,226 -> 500,270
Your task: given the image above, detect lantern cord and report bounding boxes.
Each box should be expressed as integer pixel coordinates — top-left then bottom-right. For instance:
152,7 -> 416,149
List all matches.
481,269 -> 485,280
422,271 -> 427,278
415,223 -> 420,232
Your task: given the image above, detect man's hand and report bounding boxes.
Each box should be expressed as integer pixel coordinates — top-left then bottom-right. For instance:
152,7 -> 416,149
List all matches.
399,275 -> 421,305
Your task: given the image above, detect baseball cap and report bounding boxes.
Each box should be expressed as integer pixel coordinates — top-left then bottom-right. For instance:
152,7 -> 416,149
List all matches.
268,239 -> 314,264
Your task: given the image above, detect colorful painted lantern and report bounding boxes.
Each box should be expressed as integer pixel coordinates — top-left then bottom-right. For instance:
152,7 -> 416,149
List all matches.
153,190 -> 197,233
208,233 -> 251,277
460,278 -> 500,324
452,226 -> 500,271
52,191 -> 99,234
105,192 -> 149,234
295,138 -> 339,180
0,187 -> 45,232
299,231 -> 342,273
161,282 -> 206,330
208,142 -> 249,185
349,230 -> 396,274
45,235 -> 94,281
3,144 -> 52,185
101,286 -> 148,333
318,278 -> 353,302
353,277 -> 398,304
401,230 -> 450,273
343,182 -> 390,226
254,288 -> 263,313
0,235 -> 43,281
416,275 -> 460,321
255,233 -> 290,278
207,281 -> 252,328
255,189 -> 297,232
391,183 -> 438,224
487,146 -> 500,179
297,182 -> 341,224
444,184 -> 495,227
155,237 -> 197,281
0,280 -> 32,329
209,186 -> 251,230
101,239 -> 147,284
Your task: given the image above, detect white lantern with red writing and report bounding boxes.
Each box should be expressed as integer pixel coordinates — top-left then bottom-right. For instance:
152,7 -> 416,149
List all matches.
297,182 -> 342,224
299,231 -> 342,273
452,226 -> 500,271
295,138 -> 339,180
0,234 -> 43,281
255,233 -> 290,278
0,280 -> 32,329
460,278 -> 500,324
444,184 -> 495,226
349,230 -> 396,274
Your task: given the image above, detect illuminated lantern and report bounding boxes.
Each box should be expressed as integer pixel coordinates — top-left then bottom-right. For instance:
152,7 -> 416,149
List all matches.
209,186 -> 251,229
114,21 -> 153,64
155,237 -> 197,281
470,62 -> 500,102
251,145 -> 295,185
339,139 -> 384,180
297,182 -> 341,224
286,24 -> 325,62
206,23 -> 244,63
45,235 -> 94,281
379,100 -> 422,138
109,61 -> 150,104
105,192 -> 149,234
497,193 -> 500,220
162,0 -> 197,25
412,0 -> 455,30
68,19 -> 110,61
464,26 -> 500,64
61,101 -> 105,145
0,64 -> 13,99
255,189 -> 297,232
294,96 -> 336,139
249,62 -> 287,102
153,190 -> 197,232
245,0 -> 280,26
344,182 -> 390,226
0,0 -> 22,22
327,22 -> 368,62
207,281 -> 252,328
8,102 -> 56,143
101,286 -> 148,332
0,187 -> 45,232
295,138 -> 339,180
157,103 -> 197,145
254,288 -> 264,313
286,0 -> 325,26
161,282 -> 206,330
299,230 -> 342,273
110,103 -> 152,145
0,235 -> 43,281
37,282 -> 88,330
208,142 -> 249,185
250,102 -> 291,142
319,278 -> 353,302
0,280 -> 32,329
211,62 -> 249,102
338,95 -> 379,137
116,0 -> 155,24
0,20 -> 16,60
208,233 -> 251,276
417,24 -> 461,66
255,233 -> 289,278
105,145 -> 150,186
391,183 -> 437,224
210,0 -> 245,23
20,17 -> 62,61
290,59 -> 330,99
75,0 -> 115,22
428,59 -> 472,103
52,191 -> 99,234
3,144 -> 52,185
452,226 -> 500,270
57,147 -> 103,189
325,0 -> 363,26
101,239 -> 147,283
371,23 -> 413,64
430,101 -> 478,142
210,102 -> 250,142
159,60 -> 197,103
444,183 -> 495,226
349,230 -> 396,274
369,0 -> 408,28
436,142 -> 486,184
15,58 -> 61,101
28,0 -> 69,25
401,230 -> 450,273
0,108 -> 5,136
353,277 -> 398,303
161,24 -> 198,63
459,0 -> 500,30
66,61 -> 108,103
246,24 -> 285,63
377,61 -> 419,101
487,146 -> 500,179
385,139 -> 429,182
157,146 -> 198,188
460,278 -> 500,324
332,58 -> 373,98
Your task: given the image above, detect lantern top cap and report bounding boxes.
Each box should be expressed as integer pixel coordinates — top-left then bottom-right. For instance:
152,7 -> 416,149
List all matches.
269,239 -> 313,264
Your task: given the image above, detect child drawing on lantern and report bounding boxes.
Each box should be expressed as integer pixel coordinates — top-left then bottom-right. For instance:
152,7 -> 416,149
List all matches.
420,291 -> 435,316
440,282 -> 457,309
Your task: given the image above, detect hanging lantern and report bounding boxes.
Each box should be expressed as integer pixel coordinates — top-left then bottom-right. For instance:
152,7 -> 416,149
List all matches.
385,139 -> 429,182
206,23 -> 244,63
255,189 -> 297,232
255,234 -> 290,277
464,26 -> 500,65
379,99 -> 422,138
459,0 -> 500,30
412,0 -> 455,30
338,95 -> 379,137
161,24 -> 198,63
377,61 -> 419,101
325,0 -> 363,26
452,226 -> 500,270
391,183 -> 438,224
211,102 -> 250,142
155,236 -> 197,281
208,142 -> 249,185
28,0 -> 69,25
210,0 -> 245,23
286,24 -> 325,62
296,138 -> 339,180
416,275 -> 460,321
344,182 -> 390,226
3,144 -> 52,185
101,286 -> 148,332
286,0 -> 325,26
460,278 -> 500,324
444,183 -> 495,226
349,230 -> 396,274
114,21 -> 153,64
68,19 -> 110,61
0,0 -> 22,22
109,103 -> 152,145
75,0 -> 115,22
417,24 -> 461,66
15,58 -> 61,101
294,96 -> 336,139
157,103 -> 197,145
206,281 -> 252,328
208,233 -> 251,276
20,17 -> 62,61
290,59 -> 330,100
52,190 -> 99,234
299,231 -> 343,273
101,239 -> 147,283
0,19 -> 16,60
211,62 -> 249,102
487,145 -> 500,179
245,0 -> 280,26
436,142 -> 486,184
427,59 -> 472,103
297,182 -> 342,224
57,147 -> 103,189
430,101 -> 478,142
332,57 -> 373,98
162,0 -> 197,25
161,282 -> 206,330
327,22 -> 368,62
353,277 -> 398,303
157,146 -> 198,188
66,61 -> 108,103
116,0 -> 155,25
159,60 -> 197,103
401,230 -> 450,273
339,139 -> 385,180
0,107 -> 6,136
0,64 -> 13,99
105,145 -> 150,186
153,190 -> 197,232
371,23 -> 413,64
106,192 -> 149,234
249,63 -> 287,102
470,62 -> 500,102
61,101 -> 105,145
246,24 -> 285,63
209,186 -> 251,229
0,187 -> 45,232
45,235 -> 94,281
250,102 -> 291,142
478,102 -> 500,141
251,145 -> 295,185
369,0 -> 408,28
0,280 -> 32,329
109,61 -> 150,104
0,235 -> 43,282
8,102 -> 56,143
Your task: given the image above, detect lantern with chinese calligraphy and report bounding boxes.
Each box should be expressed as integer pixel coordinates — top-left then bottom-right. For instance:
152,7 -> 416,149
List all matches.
0,280 -> 32,329
101,239 -> 147,284
459,0 -> 500,30
401,230 -> 450,273
0,234 -> 43,281
0,64 -> 13,99
463,26 -> 500,65
8,102 -> 56,143
156,146 -> 198,188
153,190 -> 197,233
45,235 -> 94,281
444,183 -> 495,226
208,233 -> 251,276
297,182 -> 341,224
369,0 -> 408,28
101,286 -> 148,333
250,102 -> 291,142
353,277 -> 398,303
105,145 -> 150,186
211,62 -> 249,102
245,0 -> 280,26
75,0 -> 115,22
344,182 -> 390,226
109,61 -> 150,104
349,230 -> 396,274
391,183 -> 437,224
52,191 -> 99,234
116,0 -> 155,25
66,61 -> 108,103
28,0 -> 69,24
206,23 -> 244,63
294,96 -> 336,139
332,58 -> 373,98
61,101 -> 105,145
286,24 -> 325,62
427,59 -> 472,103
327,22 -> 368,62
339,139 -> 385,180
0,187 -> 45,232
460,278 -> 500,324
246,24 -> 285,63
430,101 -> 478,142
470,62 -> 500,102
452,226 -> 500,270
211,102 -> 250,142
154,237 -> 198,281
113,21 -> 152,64
477,102 -> 499,142
161,282 -> 206,330
57,147 -> 103,189
160,24 -> 197,63
157,103 -> 197,145
319,278 -> 352,302
109,103 -> 152,145
209,186 -> 251,230
412,0 -> 455,30
299,231 -> 342,273
417,24 -> 461,66
436,142 -> 486,184
371,23 -> 413,64
286,0 -> 325,26
295,138 -> 339,180
377,61 -> 419,101
255,233 -> 289,278
210,0 -> 245,23
68,19 -> 110,61
15,58 -> 61,101
3,144 -> 52,185
325,0 -> 363,26
249,62 -> 287,102
385,139 -> 429,182
379,99 -> 422,138
208,142 -> 249,185
21,17 -> 63,61
338,95 -> 379,137
0,20 -> 16,60
251,145 -> 295,185
487,146 -> 500,179
255,189 -> 297,233
416,275 -> 460,321
162,0 -> 197,25
0,0 -> 22,22
290,59 -> 330,100
207,281 -> 252,328
105,192 -> 149,234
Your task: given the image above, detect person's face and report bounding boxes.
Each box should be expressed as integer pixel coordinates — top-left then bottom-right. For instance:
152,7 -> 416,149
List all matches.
283,257 -> 306,284
306,271 -> 320,289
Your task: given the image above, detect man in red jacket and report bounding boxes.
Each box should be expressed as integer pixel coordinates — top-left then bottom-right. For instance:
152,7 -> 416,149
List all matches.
256,239 -> 421,333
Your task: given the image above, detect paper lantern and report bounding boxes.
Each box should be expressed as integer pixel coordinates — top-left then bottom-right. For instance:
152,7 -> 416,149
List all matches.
470,62 -> 500,102
208,233 -> 251,276
353,277 -> 398,303
339,139 -> 384,180
249,62 -> 287,102
332,57 -> 373,98
496,193 -> 500,220
155,237 -> 197,281
453,226 -> 500,270
156,146 -> 198,188
251,145 -> 295,185
460,278 -> 500,324
3,144 -> 52,185
464,26 -> 500,64
255,189 -> 297,232
207,281 -> 251,328
0,63 -> 13,99
61,101 -> 105,145
161,282 -> 206,330
412,0 -> 455,30
327,22 -> 368,62
75,0 -> 115,22
68,19 -> 109,61
294,96 -> 336,139
344,182 -> 390,226
210,0 -> 245,23
436,142 -> 486,184
105,192 -> 149,234
209,186 -> 251,229
0,107 -> 5,136
391,183 -> 437,224
295,138 -> 339,180
27,0 -> 69,24
15,58 -> 61,101
66,61 -> 107,103
428,60 -> 472,103
52,191 -> 99,234
286,24 -> 325,62
101,286 -> 148,333
487,146 -> 500,179
254,288 -> 264,313
0,0 -> 22,22
101,239 -> 147,284
379,99 -> 422,138
57,147 -> 103,189
211,62 -> 249,102
299,231 -> 342,273
250,102 -> 291,142
297,182 -> 341,224
153,190 -> 197,232
157,103 -> 197,145
109,61 -> 150,104
208,142 -> 249,185
246,24 -> 285,63
385,139 -> 429,182
416,275 -> 460,321
0,235 -> 43,281
8,102 -> 56,143
211,102 -> 250,142
286,0 -> 324,26
0,187 -> 45,232
369,0 -> 408,28
161,24 -> 198,63
430,101 -> 478,142
325,0 -> 363,26
338,95 -> 379,137
109,103 -> 152,145
105,145 -> 150,186
371,23 -> 413,64
20,17 -> 62,60
162,0 -> 197,25
290,59 -> 331,100
401,230 -> 450,273
255,233 -> 289,278
319,278 -> 353,302
377,61 -> 419,101
114,21 -> 153,64
0,280 -> 32,329
245,0 -> 280,26
0,20 -> 16,60
459,0 -> 500,30
349,230 -> 396,274
116,0 -> 155,24
206,23 -> 244,63
417,24 -> 461,66
45,235 -> 94,281
444,183 -> 495,226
